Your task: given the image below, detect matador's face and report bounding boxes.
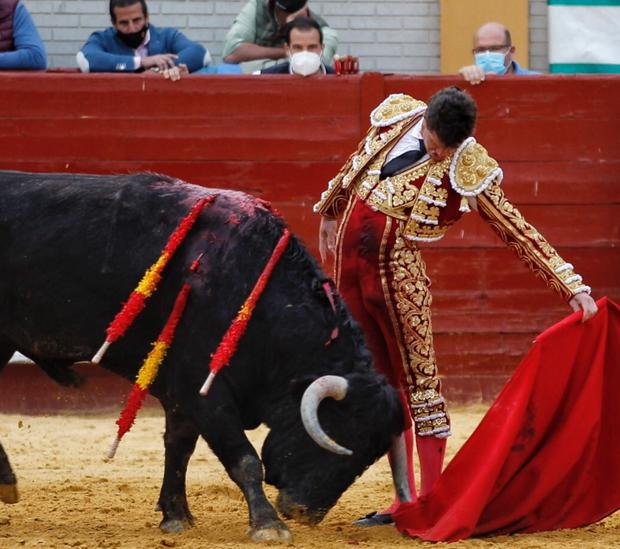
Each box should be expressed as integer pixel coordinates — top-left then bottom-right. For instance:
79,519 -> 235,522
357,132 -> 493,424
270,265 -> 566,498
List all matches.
421,119 -> 457,162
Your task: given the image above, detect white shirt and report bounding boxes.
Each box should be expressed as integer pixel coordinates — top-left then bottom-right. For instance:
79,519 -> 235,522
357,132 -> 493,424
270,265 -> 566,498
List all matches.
384,117 -> 428,164
133,29 -> 151,70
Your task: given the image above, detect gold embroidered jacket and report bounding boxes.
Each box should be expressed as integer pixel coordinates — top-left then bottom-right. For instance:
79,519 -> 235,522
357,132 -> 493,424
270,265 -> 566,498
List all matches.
314,94 -> 590,302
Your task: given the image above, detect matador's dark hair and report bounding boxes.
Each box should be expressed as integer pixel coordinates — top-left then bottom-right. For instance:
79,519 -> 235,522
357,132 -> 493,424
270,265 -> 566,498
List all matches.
425,86 -> 477,148
283,16 -> 323,45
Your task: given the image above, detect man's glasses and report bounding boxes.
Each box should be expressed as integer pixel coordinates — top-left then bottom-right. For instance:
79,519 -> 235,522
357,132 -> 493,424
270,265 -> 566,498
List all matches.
472,44 -> 510,54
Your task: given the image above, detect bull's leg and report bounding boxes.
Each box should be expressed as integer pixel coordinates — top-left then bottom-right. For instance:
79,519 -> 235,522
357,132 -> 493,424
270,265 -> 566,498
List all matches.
158,405 -> 199,533
198,411 -> 292,542
0,444 -> 18,504
0,338 -> 19,504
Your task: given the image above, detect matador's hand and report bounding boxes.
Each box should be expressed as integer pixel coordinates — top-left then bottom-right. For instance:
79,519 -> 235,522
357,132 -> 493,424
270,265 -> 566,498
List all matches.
319,217 -> 338,263
569,292 -> 598,322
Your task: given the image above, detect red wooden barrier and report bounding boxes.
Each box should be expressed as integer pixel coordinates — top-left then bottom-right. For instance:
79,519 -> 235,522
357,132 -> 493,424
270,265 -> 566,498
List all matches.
0,72 -> 618,410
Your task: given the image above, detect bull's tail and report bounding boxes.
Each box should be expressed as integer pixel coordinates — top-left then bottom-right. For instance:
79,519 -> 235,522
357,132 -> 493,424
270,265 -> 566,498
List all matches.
34,360 -> 84,388
0,336 -> 15,374
3,352 -> 84,388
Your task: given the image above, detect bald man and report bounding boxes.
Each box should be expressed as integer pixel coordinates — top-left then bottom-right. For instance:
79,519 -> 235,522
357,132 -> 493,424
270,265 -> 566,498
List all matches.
459,21 -> 538,85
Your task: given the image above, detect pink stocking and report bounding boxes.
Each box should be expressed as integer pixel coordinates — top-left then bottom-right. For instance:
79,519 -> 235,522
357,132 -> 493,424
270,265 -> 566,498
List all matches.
416,434 -> 446,496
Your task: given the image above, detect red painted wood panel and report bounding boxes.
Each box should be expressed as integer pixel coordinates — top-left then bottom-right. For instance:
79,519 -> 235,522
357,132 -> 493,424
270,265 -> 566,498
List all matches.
0,72 -> 617,409
498,162 -> 619,204
0,73 -> 365,118
475,119 -> 617,161
384,75 -> 620,119
1,159 -> 615,206
0,362 -> 157,414
0,118 -> 357,161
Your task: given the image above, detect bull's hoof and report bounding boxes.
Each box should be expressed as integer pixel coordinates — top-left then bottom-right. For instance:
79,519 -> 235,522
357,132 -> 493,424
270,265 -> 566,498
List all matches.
0,484 -> 18,504
159,518 -> 192,533
247,521 -> 292,543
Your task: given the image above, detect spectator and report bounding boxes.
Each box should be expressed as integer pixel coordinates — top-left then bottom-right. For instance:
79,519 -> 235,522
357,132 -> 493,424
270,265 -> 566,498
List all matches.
260,17 -> 334,76
0,0 -> 47,70
76,0 -> 210,81
223,0 -> 338,72
459,21 -> 538,85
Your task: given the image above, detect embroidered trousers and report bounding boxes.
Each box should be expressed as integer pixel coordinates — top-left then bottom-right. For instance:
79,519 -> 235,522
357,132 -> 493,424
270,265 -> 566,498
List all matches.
335,196 -> 451,437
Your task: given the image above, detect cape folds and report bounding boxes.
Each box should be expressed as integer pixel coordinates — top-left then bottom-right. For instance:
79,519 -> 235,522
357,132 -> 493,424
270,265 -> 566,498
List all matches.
394,297 -> 620,541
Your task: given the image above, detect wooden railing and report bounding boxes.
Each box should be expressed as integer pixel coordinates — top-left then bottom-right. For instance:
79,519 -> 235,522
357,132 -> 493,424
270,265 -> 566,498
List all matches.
0,71 -> 618,409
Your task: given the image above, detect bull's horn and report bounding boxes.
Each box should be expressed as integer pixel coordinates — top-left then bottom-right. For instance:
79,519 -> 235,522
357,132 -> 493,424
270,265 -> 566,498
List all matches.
390,433 -> 413,502
300,375 -> 353,456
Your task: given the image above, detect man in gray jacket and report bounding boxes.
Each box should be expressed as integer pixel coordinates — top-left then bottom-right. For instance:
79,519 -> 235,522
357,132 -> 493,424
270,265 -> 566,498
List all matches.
223,0 -> 338,72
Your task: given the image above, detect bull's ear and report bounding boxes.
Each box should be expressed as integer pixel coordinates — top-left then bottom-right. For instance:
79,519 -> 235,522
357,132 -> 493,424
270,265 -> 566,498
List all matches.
290,368 -> 345,400
312,277 -> 343,329
312,277 -> 339,303
289,375 -> 319,400
311,278 -> 323,292
290,375 -> 315,399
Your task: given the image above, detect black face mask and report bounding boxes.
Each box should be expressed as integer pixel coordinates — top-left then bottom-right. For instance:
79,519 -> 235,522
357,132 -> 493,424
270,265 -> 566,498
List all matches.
118,24 -> 148,49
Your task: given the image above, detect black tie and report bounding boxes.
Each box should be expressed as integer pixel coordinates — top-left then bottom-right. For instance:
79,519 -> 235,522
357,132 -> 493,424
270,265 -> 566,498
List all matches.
380,139 -> 427,180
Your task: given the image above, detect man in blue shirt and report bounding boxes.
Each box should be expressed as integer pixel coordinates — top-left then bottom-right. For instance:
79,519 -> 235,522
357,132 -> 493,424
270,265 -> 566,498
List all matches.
459,22 -> 539,85
77,0 -> 209,81
0,0 -> 47,70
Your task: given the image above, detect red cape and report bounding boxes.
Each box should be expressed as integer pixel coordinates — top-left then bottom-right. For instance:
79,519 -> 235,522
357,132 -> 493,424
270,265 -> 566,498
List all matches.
394,297 -> 620,541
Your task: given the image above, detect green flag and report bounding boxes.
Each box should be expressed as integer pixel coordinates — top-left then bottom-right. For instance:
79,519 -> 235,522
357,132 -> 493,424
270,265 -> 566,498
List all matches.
549,0 -> 620,73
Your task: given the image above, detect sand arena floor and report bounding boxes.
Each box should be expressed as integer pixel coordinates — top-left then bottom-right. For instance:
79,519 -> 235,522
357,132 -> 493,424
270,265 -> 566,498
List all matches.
0,405 -> 618,549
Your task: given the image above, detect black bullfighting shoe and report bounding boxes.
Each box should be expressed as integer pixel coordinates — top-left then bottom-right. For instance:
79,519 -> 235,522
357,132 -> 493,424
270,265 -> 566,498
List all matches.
353,511 -> 394,527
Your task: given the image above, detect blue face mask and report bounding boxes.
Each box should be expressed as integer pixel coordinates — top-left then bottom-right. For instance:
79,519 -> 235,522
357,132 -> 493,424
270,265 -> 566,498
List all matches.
474,51 -> 508,75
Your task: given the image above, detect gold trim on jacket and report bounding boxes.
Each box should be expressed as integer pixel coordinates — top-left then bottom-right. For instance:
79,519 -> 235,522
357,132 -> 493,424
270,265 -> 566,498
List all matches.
313,94 -> 426,218
477,180 -> 591,301
315,93 -> 591,301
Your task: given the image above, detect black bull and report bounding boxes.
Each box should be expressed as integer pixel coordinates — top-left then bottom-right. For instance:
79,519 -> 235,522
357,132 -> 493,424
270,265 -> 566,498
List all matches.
0,171 -> 404,541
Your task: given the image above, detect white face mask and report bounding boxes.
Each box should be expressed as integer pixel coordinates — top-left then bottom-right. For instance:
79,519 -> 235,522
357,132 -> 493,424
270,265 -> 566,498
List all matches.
289,51 -> 322,77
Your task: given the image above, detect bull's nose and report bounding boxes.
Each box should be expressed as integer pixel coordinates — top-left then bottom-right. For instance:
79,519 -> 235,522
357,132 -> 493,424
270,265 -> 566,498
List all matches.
275,491 -> 296,519
276,492 -> 325,525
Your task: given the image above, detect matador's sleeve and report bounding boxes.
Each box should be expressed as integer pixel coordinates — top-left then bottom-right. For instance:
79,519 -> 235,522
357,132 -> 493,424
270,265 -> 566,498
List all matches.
477,182 -> 591,301
450,138 -> 591,302
312,138 -> 366,218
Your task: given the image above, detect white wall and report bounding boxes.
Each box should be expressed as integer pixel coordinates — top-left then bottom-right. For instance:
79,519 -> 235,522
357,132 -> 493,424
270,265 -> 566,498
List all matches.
25,0 -> 548,72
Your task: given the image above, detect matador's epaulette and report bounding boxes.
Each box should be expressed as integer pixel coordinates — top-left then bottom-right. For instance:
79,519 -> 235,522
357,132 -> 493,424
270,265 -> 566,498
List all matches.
370,94 -> 427,127
449,137 -> 503,203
